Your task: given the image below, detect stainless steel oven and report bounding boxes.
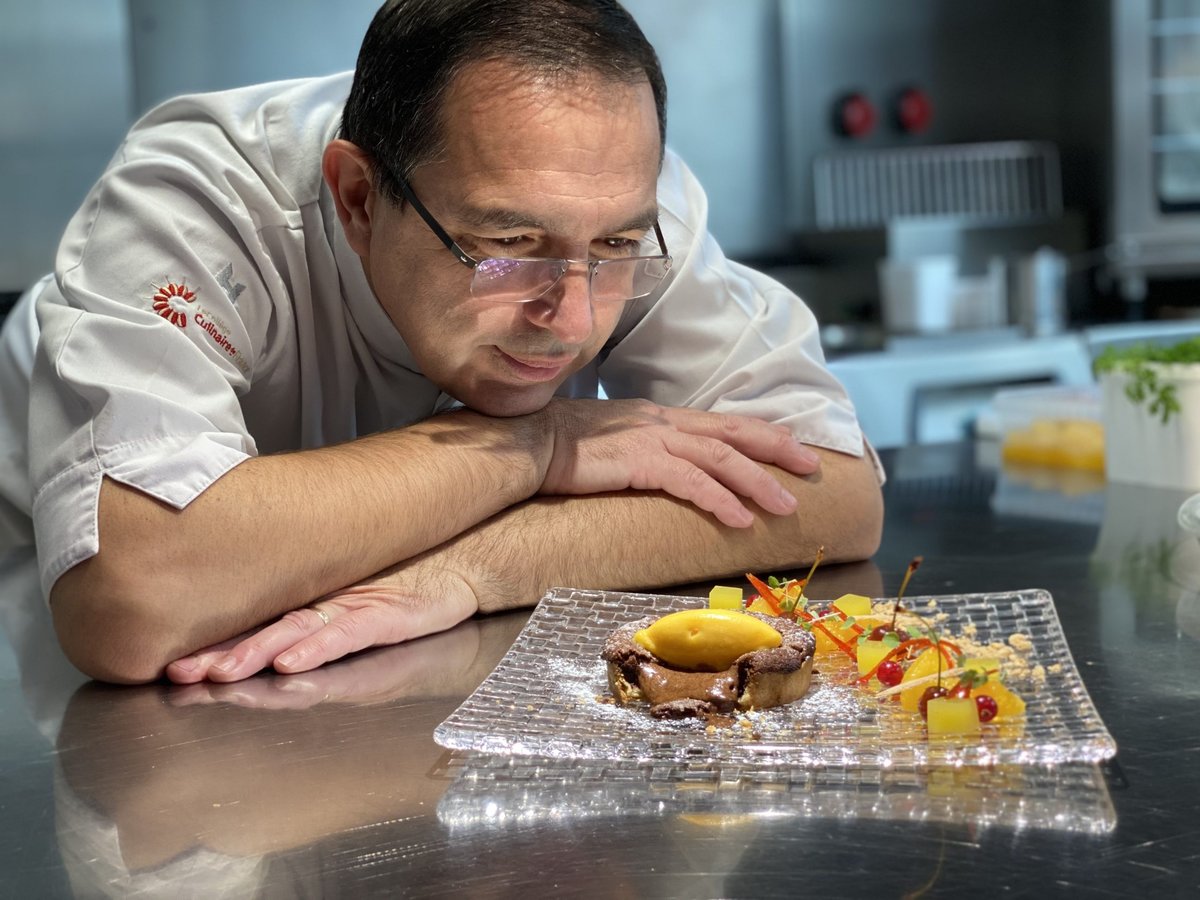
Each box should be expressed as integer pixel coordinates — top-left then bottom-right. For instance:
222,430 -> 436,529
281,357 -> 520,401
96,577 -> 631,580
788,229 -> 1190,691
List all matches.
773,0 -> 1101,343
1110,0 -> 1200,303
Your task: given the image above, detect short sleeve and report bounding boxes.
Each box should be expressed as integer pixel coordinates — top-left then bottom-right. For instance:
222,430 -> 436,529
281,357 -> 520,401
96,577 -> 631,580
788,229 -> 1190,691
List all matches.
28,130 -> 288,596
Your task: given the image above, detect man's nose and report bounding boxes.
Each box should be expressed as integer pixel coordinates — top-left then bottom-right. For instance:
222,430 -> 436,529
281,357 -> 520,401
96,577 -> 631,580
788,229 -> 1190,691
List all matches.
523,264 -> 594,344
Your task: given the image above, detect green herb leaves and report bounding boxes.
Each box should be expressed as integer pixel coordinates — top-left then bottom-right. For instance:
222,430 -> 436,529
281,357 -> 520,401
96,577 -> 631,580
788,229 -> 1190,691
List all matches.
1094,337 -> 1200,424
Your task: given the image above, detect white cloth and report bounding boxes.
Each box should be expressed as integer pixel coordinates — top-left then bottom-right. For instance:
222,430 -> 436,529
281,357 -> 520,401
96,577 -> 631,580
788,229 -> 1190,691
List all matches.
0,72 -> 874,599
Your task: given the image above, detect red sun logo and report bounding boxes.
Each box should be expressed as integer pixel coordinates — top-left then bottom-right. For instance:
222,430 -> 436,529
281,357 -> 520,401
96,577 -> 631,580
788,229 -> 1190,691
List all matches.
151,281 -> 196,328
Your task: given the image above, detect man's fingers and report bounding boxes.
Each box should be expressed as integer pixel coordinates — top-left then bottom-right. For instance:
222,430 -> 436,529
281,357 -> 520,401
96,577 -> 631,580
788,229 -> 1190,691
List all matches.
203,607 -> 328,682
622,433 -> 800,527
773,436 -> 822,474
271,609 -> 377,674
661,407 -> 822,475
272,590 -> 473,674
665,433 -> 801,516
166,630 -> 263,683
541,399 -> 824,516
165,571 -> 480,684
632,453 -> 755,527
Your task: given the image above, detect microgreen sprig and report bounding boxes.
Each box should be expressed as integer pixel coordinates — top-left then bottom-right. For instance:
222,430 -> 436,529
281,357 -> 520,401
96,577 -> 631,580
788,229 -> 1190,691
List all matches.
1094,337 -> 1200,424
771,546 -> 825,616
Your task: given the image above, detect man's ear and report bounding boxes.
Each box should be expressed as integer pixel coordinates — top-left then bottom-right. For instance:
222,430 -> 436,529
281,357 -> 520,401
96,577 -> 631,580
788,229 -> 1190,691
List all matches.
322,139 -> 377,257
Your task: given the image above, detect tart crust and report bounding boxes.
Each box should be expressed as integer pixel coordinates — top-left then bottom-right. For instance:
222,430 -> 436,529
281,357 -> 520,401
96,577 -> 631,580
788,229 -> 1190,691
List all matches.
601,611 -> 816,718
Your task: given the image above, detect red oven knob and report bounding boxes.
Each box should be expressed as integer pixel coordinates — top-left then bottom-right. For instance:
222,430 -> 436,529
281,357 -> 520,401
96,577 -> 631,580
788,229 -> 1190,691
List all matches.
832,92 -> 877,139
894,87 -> 933,134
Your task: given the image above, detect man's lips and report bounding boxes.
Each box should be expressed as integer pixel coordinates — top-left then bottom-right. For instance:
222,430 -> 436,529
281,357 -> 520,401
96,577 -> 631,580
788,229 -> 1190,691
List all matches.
495,348 -> 575,383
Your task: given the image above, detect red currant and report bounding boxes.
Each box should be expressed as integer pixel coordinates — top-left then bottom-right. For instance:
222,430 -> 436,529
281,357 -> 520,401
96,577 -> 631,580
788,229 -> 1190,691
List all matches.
918,685 -> 948,720
876,659 -> 904,687
975,694 -> 999,723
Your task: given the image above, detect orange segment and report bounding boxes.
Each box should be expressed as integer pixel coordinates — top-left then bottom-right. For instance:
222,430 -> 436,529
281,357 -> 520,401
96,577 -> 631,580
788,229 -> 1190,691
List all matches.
898,647 -> 944,712
972,679 -> 1026,719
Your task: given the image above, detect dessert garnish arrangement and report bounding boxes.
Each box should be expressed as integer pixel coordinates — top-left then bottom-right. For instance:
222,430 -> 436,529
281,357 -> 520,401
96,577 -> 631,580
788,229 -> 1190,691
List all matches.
603,552 -> 1030,740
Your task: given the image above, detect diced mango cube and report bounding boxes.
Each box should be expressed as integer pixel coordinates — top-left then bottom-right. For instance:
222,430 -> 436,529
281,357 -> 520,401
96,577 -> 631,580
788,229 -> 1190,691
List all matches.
926,697 -> 981,736
856,638 -> 894,677
832,593 -> 873,617
708,585 -> 744,610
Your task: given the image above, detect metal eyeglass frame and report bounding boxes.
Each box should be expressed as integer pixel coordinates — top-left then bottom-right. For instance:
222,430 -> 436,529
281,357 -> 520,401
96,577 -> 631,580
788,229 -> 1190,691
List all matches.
396,177 -> 671,301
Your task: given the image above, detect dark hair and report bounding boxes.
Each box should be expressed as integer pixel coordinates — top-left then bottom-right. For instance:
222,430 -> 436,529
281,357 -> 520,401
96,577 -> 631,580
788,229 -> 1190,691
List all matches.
340,0 -> 667,203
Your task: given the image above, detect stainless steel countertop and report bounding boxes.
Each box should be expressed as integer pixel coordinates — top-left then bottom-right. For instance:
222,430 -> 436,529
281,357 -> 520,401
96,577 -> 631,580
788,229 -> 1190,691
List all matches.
2,442 -> 1198,898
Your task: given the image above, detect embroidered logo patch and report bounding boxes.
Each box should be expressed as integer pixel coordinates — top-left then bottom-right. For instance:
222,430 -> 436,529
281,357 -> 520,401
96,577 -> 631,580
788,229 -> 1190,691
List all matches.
147,271 -> 250,375
151,280 -> 195,328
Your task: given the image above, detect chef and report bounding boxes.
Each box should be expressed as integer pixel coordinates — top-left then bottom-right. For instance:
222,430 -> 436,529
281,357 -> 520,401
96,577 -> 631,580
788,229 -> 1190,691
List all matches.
0,0 -> 883,684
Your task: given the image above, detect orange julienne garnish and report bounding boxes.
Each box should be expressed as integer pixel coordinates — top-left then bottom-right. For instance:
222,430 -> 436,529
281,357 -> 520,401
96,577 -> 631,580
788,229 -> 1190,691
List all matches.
744,572 -> 784,616
742,557 -> 1022,715
744,547 -> 825,619
746,546 -> 864,661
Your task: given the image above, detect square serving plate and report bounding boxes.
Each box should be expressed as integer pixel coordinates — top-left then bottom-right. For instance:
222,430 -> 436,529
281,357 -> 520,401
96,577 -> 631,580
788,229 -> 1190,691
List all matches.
434,755 -> 1118,835
433,588 -> 1117,767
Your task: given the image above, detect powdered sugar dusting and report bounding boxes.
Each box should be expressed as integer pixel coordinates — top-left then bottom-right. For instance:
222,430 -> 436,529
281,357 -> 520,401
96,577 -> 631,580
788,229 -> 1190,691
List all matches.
433,587 -> 1116,766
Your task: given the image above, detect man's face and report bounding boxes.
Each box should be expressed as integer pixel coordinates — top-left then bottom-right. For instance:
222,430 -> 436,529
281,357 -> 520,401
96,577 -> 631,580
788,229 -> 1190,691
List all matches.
361,61 -> 663,417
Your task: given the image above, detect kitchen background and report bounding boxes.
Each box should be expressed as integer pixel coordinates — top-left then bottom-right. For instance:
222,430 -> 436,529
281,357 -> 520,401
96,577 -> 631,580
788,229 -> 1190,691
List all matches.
4,0 -> 1200,447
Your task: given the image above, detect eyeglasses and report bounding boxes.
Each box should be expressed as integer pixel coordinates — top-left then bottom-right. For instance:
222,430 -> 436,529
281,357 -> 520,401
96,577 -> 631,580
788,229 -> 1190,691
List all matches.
397,178 -> 673,304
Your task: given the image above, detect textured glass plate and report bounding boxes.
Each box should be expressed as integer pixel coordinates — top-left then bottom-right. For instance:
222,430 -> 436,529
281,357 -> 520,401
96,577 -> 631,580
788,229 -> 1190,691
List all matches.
434,588 -> 1117,766
434,755 -> 1118,835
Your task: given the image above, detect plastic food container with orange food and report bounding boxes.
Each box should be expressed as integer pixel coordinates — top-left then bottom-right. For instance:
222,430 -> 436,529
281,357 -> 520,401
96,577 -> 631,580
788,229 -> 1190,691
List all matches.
992,385 -> 1104,472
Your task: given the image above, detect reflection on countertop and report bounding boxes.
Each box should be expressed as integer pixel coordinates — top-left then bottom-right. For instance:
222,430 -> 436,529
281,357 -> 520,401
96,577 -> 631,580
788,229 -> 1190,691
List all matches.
51,612 -> 527,896
1,442 -> 1200,895
438,754 -> 1117,835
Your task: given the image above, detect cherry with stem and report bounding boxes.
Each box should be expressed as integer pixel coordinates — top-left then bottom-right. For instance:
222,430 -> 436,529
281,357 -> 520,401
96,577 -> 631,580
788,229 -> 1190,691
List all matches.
867,556 -> 922,642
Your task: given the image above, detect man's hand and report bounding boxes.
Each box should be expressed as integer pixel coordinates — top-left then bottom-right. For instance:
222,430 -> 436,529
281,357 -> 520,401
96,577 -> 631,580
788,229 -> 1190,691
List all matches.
539,398 -> 821,527
166,620 -> 488,706
166,560 -> 480,684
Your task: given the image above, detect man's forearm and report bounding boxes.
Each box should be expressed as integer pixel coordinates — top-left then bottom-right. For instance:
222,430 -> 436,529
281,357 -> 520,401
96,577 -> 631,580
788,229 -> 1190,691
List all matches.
161,443 -> 880,685
50,409 -> 550,681
53,395 -> 854,682
440,448 -> 883,610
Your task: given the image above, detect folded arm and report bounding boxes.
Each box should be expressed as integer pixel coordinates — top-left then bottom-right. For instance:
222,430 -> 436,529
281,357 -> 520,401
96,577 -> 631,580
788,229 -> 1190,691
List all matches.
49,398 -> 828,683
169,444 -> 881,683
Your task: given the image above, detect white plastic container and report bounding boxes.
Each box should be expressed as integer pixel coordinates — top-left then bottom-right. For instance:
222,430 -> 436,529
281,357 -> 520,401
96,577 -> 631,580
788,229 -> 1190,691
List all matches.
878,256 -> 958,333
877,255 -> 1007,334
1100,364 -> 1200,490
991,384 -> 1102,435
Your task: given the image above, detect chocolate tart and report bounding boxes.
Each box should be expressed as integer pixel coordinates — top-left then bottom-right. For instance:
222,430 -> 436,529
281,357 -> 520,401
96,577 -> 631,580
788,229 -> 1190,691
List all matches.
601,611 -> 816,719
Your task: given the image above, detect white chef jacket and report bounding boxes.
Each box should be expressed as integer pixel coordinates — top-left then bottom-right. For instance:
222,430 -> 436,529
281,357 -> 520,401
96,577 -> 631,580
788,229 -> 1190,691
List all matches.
0,72 -> 875,599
